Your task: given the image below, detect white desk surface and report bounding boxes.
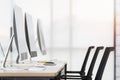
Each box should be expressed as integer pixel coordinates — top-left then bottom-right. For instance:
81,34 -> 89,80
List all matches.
0,61 -> 66,77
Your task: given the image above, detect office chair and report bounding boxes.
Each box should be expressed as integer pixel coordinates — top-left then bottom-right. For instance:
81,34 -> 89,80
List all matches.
82,47 -> 114,80
94,47 -> 114,80
61,46 -> 104,79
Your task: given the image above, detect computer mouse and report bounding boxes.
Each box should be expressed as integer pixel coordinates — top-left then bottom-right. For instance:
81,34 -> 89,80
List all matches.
43,62 -> 56,66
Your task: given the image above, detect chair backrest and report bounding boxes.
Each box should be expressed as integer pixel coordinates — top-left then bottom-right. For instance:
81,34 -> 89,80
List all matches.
95,47 -> 114,80
80,46 -> 95,76
86,46 -> 104,80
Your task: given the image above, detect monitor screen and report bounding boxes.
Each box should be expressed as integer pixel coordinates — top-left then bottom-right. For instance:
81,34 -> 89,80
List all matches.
25,13 -> 37,57
37,19 -> 46,55
13,6 -> 29,61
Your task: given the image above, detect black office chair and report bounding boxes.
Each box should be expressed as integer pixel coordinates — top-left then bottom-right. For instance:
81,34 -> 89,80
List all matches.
94,47 -> 114,80
61,46 -> 104,80
82,47 -> 114,80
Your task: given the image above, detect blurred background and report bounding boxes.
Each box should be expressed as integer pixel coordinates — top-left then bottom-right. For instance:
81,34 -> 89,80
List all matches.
0,0 -> 117,80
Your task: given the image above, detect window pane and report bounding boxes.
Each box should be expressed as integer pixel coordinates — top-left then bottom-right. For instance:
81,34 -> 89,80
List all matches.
52,0 -> 70,48
72,0 -> 114,47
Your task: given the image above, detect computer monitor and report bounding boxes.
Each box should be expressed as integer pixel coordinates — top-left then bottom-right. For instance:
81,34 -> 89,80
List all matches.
13,9 -> 20,63
37,19 -> 46,55
13,6 -> 30,62
24,13 -> 37,57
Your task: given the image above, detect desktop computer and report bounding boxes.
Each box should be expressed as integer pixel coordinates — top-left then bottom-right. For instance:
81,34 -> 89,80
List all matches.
25,13 -> 37,58
13,6 -> 30,62
1,6 -> 56,71
37,19 -> 46,55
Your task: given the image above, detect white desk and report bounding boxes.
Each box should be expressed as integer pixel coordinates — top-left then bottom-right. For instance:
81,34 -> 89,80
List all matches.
0,61 -> 66,80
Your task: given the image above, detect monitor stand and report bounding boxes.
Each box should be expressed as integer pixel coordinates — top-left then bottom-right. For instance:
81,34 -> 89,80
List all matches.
1,34 -> 14,69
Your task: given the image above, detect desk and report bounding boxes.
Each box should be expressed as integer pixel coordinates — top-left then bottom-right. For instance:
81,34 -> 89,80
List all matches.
0,61 -> 66,80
